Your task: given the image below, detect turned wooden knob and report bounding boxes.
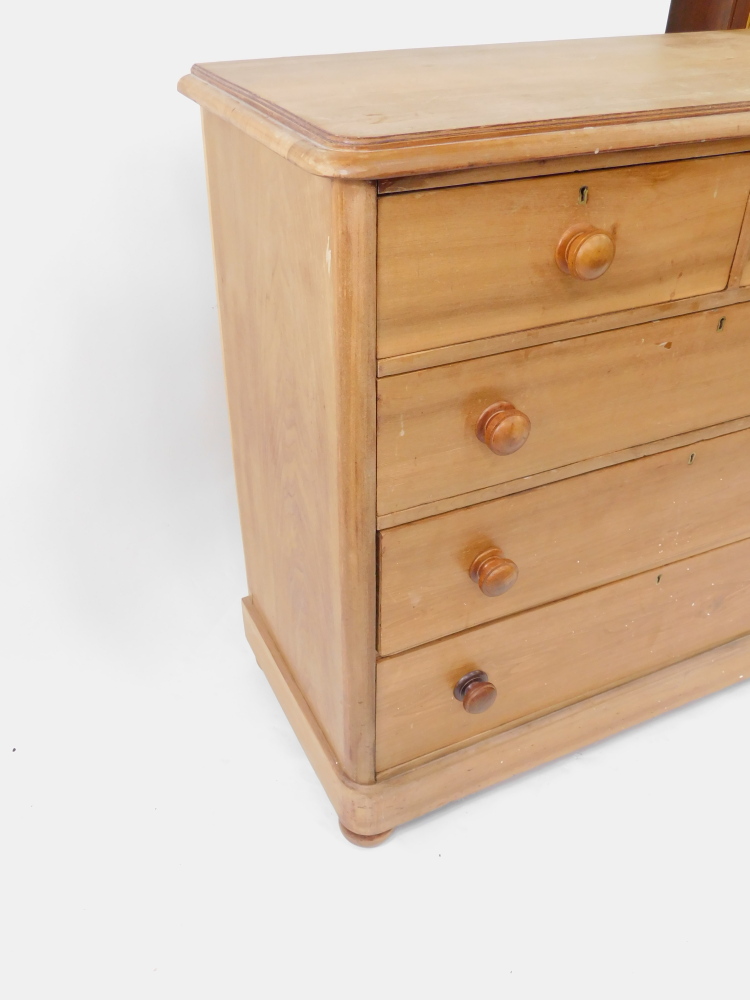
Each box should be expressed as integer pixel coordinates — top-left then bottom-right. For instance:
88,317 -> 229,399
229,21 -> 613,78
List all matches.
556,226 -> 615,280
475,401 -> 531,456
469,547 -> 518,597
454,670 -> 497,714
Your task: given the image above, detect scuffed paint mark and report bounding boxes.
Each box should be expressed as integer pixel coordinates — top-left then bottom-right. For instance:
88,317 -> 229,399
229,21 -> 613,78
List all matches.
326,236 -> 331,274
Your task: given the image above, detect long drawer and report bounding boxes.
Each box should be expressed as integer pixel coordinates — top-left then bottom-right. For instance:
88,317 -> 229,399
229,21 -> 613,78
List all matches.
376,536 -> 750,773
377,302 -> 750,515
377,154 -> 750,358
379,428 -> 750,654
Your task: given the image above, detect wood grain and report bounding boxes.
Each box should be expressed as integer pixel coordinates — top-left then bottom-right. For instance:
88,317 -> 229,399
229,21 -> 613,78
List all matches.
179,35 -> 750,179
377,414 -> 750,528
377,155 -> 750,357
180,72 -> 750,181
188,36 -> 750,837
379,428 -> 750,654
377,286 -> 750,377
190,35 -> 750,146
729,191 -> 750,287
377,138 -> 750,195
245,594 -> 750,832
376,536 -> 750,772
374,635 -> 750,787
377,303 -> 750,515
203,112 -> 377,782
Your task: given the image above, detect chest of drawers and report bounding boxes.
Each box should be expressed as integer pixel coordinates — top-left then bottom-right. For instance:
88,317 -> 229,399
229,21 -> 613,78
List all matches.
179,32 -> 750,845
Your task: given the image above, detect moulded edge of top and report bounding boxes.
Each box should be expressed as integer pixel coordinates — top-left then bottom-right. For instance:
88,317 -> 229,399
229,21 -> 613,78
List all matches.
177,50 -> 750,180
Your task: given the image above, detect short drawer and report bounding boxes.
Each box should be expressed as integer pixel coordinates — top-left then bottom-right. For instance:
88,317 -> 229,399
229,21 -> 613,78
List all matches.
377,302 -> 750,514
376,536 -> 750,773
377,153 -> 750,358
379,428 -> 750,655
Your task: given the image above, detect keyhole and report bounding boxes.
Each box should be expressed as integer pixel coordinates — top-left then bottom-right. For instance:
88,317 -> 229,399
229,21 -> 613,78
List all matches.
578,186 -> 589,204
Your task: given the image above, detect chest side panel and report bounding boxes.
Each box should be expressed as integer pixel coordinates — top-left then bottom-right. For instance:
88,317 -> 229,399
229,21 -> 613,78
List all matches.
202,112 -> 377,781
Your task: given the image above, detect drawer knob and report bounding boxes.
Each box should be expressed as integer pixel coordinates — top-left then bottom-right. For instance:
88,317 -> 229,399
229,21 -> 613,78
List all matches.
469,547 -> 519,597
556,226 -> 615,280
454,670 -> 497,714
476,401 -> 531,456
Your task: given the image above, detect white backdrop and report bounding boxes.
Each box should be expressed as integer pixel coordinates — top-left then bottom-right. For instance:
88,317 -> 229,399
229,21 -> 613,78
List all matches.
5,2 -> 750,997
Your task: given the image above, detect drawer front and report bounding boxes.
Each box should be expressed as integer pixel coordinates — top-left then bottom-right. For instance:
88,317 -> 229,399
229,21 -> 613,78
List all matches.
376,536 -> 750,773
379,428 -> 750,655
377,154 -> 750,358
377,303 -> 750,515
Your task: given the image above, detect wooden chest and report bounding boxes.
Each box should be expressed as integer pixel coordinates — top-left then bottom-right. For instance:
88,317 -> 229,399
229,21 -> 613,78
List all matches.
179,32 -> 750,845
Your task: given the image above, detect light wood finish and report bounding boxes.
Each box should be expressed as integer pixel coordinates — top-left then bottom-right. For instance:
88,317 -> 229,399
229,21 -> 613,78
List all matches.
379,428 -> 750,654
338,822 -> 393,847
185,36 -> 750,839
191,36 -> 750,145
376,537 -> 750,773
378,413 -> 750,529
202,112 -> 377,782
666,0 -> 750,31
377,155 -> 750,357
180,71 -> 750,182
475,402 -> 531,457
377,303 -> 750,515
244,595 -> 750,831
730,192 -> 750,286
180,35 -> 750,178
468,548 -> 518,599
377,286 -> 750,377
377,138 -> 750,195
555,226 -> 616,281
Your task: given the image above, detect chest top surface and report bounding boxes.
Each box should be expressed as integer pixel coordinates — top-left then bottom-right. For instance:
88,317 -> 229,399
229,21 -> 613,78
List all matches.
190,33 -> 750,146
179,34 -> 750,177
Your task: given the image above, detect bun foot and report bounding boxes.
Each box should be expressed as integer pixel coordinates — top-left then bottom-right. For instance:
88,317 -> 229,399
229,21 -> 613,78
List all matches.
339,821 -> 394,847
